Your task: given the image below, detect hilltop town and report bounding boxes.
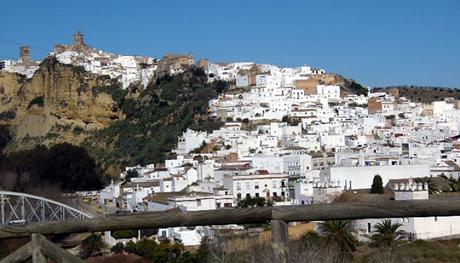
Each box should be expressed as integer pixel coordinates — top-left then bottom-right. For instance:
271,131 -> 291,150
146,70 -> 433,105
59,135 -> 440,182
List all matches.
1,32 -> 460,252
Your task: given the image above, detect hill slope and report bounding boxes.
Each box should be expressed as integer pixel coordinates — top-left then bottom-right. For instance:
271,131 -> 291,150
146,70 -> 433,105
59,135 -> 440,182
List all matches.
0,59 -> 228,177
373,86 -> 460,103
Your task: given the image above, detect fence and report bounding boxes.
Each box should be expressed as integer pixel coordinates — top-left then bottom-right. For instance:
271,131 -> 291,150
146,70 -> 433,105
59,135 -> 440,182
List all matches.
2,198 -> 460,263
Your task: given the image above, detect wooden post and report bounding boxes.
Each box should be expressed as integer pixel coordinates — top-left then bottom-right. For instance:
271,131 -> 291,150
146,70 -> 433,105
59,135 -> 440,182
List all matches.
0,242 -> 33,263
271,220 -> 289,263
36,234 -> 84,263
31,234 -> 46,263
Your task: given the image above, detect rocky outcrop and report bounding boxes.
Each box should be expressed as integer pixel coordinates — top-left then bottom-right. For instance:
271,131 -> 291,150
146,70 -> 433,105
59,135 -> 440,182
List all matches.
0,57 -> 124,151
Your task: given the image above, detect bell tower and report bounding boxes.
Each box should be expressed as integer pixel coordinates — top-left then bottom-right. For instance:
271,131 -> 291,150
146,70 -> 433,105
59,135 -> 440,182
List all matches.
20,46 -> 31,63
73,31 -> 85,46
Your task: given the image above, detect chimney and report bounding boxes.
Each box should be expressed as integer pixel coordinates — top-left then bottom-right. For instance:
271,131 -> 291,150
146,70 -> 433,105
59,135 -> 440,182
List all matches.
20,46 -> 31,63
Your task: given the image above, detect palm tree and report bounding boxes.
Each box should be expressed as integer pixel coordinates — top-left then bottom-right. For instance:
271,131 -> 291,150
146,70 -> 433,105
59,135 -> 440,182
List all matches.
318,220 -> 358,257
371,219 -> 406,247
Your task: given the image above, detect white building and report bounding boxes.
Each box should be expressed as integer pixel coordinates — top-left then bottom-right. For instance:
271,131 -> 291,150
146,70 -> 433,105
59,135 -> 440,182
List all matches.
357,181 -> 460,240
320,164 -> 430,190
222,171 -> 289,200
174,129 -> 208,155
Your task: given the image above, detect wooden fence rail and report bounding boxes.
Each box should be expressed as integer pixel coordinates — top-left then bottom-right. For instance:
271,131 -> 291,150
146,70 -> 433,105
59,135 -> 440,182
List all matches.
2,199 -> 460,239
1,199 -> 460,263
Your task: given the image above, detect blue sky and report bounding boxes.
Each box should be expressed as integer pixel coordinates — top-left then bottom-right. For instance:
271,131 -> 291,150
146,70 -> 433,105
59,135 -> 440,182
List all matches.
1,0 -> 459,87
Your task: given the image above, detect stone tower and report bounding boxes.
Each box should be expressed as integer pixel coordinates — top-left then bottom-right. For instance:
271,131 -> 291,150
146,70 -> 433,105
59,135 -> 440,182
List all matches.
20,46 -> 31,63
73,31 -> 85,46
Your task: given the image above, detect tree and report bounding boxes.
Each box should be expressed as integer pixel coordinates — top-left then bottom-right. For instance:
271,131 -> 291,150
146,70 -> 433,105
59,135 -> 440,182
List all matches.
194,238 -> 210,263
370,175 -> 384,194
80,233 -> 105,258
371,219 -> 406,247
125,169 -> 139,182
318,220 -> 357,258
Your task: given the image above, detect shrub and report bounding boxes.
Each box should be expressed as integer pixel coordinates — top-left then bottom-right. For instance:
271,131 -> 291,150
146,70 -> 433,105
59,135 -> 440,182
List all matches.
80,234 -> 105,258
72,126 -> 84,135
0,110 -> 16,121
112,230 -> 137,239
111,242 -> 125,254
27,96 -> 45,109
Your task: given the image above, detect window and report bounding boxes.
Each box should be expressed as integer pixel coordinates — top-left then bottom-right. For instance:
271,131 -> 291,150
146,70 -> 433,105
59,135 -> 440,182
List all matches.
197,199 -> 201,207
217,203 -> 221,208
236,182 -> 241,190
246,193 -> 251,198
367,223 -> 371,233
272,180 -> 277,188
237,193 -> 241,199
254,182 -> 259,189
273,192 -> 278,197
246,182 -> 251,190
255,193 -> 259,197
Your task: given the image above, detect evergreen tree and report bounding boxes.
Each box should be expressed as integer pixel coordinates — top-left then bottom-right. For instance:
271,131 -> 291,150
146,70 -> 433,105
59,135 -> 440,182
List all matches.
370,175 -> 384,194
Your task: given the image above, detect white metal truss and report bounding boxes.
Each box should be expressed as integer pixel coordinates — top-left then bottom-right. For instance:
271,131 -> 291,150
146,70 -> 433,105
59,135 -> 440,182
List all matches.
0,191 -> 93,225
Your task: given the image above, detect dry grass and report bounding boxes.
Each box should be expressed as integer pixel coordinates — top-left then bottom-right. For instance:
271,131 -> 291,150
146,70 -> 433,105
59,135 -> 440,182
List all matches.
354,239 -> 460,263
258,223 -> 315,243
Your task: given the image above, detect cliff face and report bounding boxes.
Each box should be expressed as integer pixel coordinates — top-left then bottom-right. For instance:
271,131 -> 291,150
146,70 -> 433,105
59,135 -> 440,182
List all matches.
0,58 -> 123,151
0,62 -> 227,178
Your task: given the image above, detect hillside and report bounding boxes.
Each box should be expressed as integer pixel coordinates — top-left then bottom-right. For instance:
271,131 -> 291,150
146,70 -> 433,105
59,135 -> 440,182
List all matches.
0,59 -> 228,178
84,68 -> 228,176
373,86 -> 460,103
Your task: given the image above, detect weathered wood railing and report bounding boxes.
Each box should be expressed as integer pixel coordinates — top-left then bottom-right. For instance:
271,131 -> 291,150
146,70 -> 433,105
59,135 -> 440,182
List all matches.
2,199 -> 460,263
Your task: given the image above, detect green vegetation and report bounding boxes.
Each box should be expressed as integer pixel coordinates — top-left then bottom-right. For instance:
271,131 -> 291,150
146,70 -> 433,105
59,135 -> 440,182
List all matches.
125,169 -> 139,182
350,81 -> 368,96
370,219 -> 406,247
318,220 -> 358,259
85,68 -> 228,171
112,229 -> 138,239
0,110 -> 16,121
92,84 -> 128,107
370,175 -> 384,194
80,233 -> 105,259
236,197 -> 274,208
27,96 -> 45,109
72,126 -> 84,135
374,86 -> 460,103
111,242 -> 125,254
119,238 -> 203,263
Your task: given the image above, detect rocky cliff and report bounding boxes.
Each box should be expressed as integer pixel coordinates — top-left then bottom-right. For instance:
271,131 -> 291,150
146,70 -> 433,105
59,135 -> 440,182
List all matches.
0,57 -> 123,151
